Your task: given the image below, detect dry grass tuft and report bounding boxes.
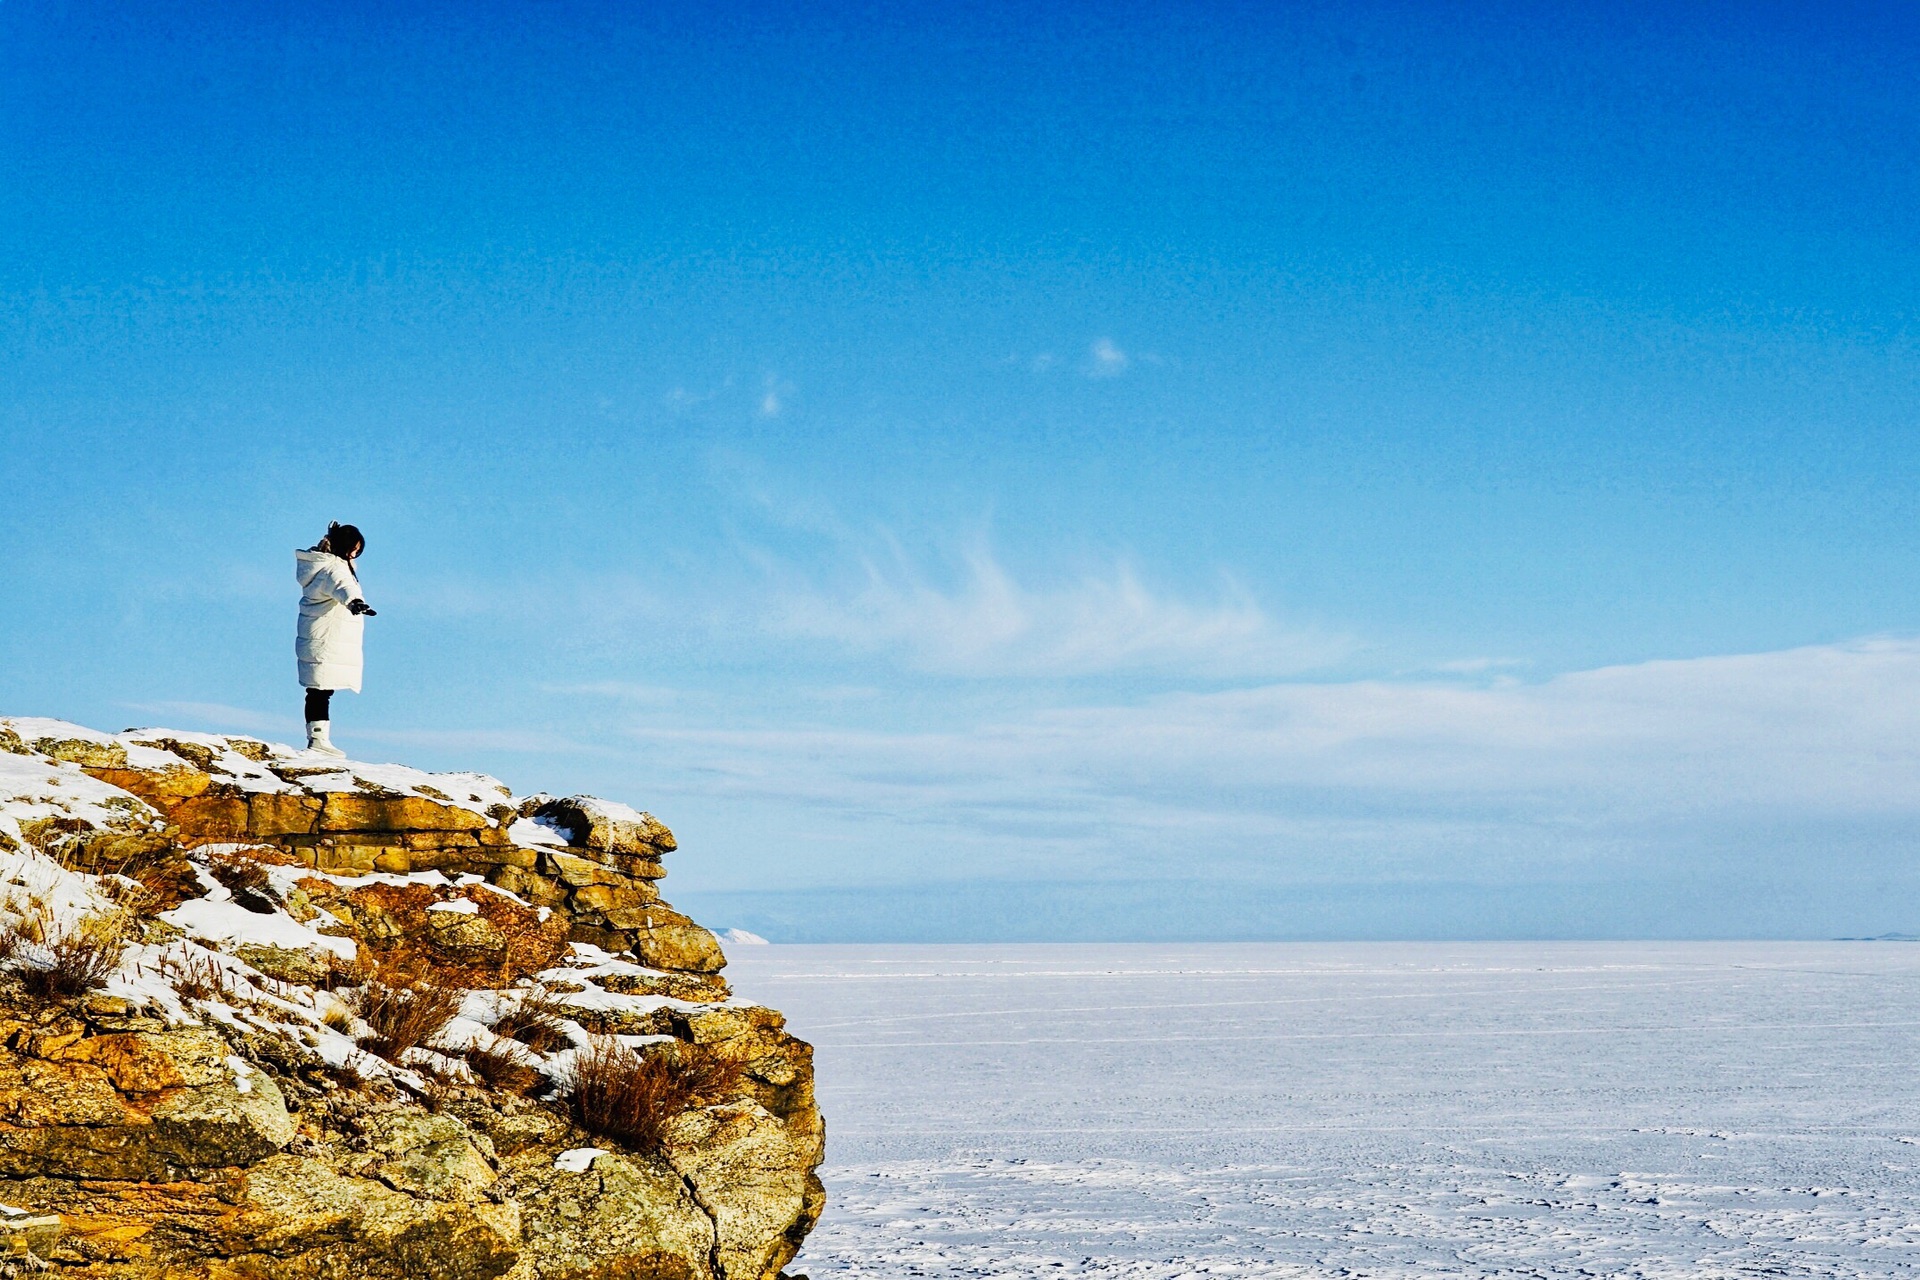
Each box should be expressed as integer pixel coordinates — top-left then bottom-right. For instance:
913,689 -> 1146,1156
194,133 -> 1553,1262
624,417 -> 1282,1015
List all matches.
10,905 -> 135,1002
204,852 -> 272,901
323,1060 -> 367,1091
490,985 -> 573,1053
466,1039 -> 541,1094
567,1037 -> 743,1153
348,971 -> 465,1063
162,947 -> 234,1002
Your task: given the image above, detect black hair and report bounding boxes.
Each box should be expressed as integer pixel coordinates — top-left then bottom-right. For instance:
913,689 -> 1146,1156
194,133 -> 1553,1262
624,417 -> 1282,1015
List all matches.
315,521 -> 365,563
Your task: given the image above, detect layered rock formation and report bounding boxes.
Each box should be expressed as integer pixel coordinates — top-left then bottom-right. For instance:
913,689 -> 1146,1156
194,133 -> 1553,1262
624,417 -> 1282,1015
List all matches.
0,718 -> 824,1279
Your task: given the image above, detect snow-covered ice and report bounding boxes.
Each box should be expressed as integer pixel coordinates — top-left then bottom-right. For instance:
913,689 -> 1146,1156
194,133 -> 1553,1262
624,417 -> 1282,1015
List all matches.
726,941 -> 1920,1278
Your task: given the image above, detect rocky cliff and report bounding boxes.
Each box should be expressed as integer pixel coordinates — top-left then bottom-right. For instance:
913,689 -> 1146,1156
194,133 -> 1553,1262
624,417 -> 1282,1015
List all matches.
0,717 -> 824,1279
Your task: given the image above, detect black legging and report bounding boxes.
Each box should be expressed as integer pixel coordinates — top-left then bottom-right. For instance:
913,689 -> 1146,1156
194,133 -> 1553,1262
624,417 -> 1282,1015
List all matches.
304,689 -> 334,722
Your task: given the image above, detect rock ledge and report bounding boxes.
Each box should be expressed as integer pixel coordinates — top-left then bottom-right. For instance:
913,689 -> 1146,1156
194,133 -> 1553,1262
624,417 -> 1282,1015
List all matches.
0,717 -> 824,1280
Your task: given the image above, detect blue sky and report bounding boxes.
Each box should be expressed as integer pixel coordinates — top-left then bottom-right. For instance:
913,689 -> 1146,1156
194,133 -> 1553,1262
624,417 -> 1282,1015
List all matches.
4,2 -> 1919,939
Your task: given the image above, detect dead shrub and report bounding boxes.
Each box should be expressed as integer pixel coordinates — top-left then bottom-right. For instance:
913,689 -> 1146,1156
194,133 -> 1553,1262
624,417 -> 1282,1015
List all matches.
567,1037 -> 742,1154
12,906 -> 134,1002
204,852 -> 272,901
348,972 -> 465,1063
489,985 -> 572,1054
93,874 -> 158,914
308,948 -> 369,994
466,1040 -> 540,1094
315,880 -> 571,987
47,827 -> 186,903
162,947 -> 233,1003
323,1061 -> 367,1091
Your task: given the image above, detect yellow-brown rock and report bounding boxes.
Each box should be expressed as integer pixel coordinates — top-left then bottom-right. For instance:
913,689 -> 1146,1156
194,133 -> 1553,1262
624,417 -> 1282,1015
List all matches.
0,1026 -> 295,1181
544,850 -> 626,888
529,796 -> 676,856
169,792 -> 254,843
405,829 -> 488,851
0,1208 -> 59,1259
664,1099 -> 825,1280
618,857 -> 670,881
489,866 -> 569,908
247,791 -> 323,838
26,735 -> 127,770
601,906 -> 725,974
320,792 -> 490,833
505,1148 -> 713,1280
569,880 -> 661,914
89,763 -> 212,807
0,717 -> 826,1279
224,1153 -> 523,1280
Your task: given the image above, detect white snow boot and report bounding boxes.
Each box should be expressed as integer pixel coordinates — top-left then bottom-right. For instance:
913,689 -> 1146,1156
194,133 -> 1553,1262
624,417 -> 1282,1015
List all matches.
305,721 -> 346,758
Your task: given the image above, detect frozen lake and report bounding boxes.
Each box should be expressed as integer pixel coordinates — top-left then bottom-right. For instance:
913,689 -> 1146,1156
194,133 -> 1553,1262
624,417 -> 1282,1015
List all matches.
724,942 -> 1920,1278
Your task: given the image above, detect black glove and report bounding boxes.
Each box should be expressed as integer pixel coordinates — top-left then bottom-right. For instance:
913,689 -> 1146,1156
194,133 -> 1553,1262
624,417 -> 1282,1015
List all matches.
349,599 -> 377,617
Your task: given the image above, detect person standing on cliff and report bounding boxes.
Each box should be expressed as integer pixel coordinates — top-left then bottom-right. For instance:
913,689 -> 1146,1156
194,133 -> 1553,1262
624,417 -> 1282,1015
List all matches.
294,522 -> 377,758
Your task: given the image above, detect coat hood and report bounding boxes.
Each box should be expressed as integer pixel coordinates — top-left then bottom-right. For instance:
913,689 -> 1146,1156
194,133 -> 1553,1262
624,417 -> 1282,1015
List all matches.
295,548 -> 352,587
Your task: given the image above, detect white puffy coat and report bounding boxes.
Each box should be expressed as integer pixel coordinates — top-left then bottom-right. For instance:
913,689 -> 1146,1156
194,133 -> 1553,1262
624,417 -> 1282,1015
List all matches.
295,550 -> 367,692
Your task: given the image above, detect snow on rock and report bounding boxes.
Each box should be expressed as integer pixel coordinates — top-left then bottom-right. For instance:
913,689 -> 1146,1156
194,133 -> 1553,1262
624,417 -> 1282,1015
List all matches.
162,894 -> 358,959
224,1054 -> 257,1093
0,748 -> 166,854
116,729 -> 301,794
524,793 -> 676,857
719,928 -> 771,945
4,716 -> 516,814
0,717 -> 129,767
509,815 -> 573,847
277,758 -> 513,817
0,714 -> 825,1280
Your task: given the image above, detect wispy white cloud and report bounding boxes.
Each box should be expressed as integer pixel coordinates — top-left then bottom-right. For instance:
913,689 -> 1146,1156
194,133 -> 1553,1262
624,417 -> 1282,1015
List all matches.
1085,337 -> 1129,378
1020,638 -> 1920,812
1425,656 -> 1527,675
614,638 -> 1920,879
1010,340 -> 1160,378
758,372 -> 791,418
767,545 -> 1347,678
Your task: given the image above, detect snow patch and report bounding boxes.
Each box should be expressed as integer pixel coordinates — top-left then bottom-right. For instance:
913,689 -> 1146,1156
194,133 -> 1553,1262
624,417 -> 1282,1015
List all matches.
554,1147 -> 608,1173
510,816 -> 573,847
162,896 -> 356,958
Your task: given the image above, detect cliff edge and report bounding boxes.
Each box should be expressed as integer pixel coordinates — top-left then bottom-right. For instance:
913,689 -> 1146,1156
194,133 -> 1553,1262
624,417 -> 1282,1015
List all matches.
0,717 -> 824,1280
